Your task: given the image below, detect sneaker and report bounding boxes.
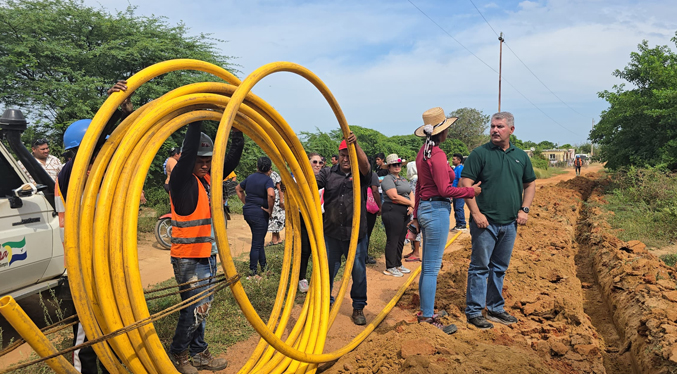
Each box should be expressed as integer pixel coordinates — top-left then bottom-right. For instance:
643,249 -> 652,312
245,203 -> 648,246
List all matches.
366,256 -> 377,264
398,265 -> 411,274
351,308 -> 367,325
417,313 -> 457,335
169,350 -> 198,374
192,348 -> 228,371
455,225 -> 468,231
467,316 -> 494,329
383,267 -> 403,277
298,279 -> 309,293
486,310 -> 518,325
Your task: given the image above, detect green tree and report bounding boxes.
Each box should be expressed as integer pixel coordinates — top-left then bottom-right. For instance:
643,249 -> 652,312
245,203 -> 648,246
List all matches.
447,107 -> 490,150
538,140 -> 557,150
510,135 -> 524,149
299,128 -> 340,160
0,0 -> 238,186
440,139 -> 469,158
591,35 -> 677,169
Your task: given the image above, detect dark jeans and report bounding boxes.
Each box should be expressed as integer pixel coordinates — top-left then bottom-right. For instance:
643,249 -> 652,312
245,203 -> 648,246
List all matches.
244,208 -> 269,274
326,235 -> 368,310
60,276 -> 108,374
453,198 -> 466,228
465,220 -> 517,318
366,212 -> 377,239
72,322 -> 109,374
299,215 -> 312,280
575,166 -> 581,176
170,255 -> 217,356
381,202 -> 408,269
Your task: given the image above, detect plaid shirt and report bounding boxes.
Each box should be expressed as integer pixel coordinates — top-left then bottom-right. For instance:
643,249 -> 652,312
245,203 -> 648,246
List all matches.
18,154 -> 63,183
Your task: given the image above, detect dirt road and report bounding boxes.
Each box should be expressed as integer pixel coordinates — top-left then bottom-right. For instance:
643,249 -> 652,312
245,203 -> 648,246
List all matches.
0,164 -> 610,371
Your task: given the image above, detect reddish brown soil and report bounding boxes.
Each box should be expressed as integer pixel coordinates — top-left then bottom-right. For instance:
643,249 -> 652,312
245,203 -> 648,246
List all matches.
322,170 -> 676,374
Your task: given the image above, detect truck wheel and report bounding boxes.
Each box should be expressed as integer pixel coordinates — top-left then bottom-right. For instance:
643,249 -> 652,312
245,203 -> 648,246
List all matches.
154,217 -> 172,250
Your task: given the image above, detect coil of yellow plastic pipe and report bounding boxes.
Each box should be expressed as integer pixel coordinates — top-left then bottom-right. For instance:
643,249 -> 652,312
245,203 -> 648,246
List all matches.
41,58 -> 467,374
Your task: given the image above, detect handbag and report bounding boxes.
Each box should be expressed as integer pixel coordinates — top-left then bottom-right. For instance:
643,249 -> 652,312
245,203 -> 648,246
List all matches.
366,188 -> 379,214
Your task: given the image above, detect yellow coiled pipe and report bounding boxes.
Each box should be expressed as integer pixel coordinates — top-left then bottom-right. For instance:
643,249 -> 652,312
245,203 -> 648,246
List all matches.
7,58 -> 469,374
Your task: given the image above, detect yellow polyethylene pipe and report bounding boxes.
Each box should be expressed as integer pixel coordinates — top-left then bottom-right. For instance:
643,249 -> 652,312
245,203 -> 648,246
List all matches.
34,58 -> 470,374
0,296 -> 79,374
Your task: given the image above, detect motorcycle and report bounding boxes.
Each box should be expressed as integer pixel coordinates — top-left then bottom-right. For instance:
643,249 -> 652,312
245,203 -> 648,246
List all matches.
154,180 -> 239,250
154,213 -> 172,250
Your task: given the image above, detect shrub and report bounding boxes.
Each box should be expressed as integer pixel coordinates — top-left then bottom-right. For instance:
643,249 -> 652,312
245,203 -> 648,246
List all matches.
531,157 -> 548,170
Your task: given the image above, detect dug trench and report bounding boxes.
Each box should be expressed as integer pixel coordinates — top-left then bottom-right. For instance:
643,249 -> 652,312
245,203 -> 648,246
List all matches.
322,173 -> 677,374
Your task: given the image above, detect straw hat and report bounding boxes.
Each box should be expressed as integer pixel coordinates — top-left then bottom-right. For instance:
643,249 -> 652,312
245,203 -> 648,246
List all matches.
414,107 -> 458,137
385,154 -> 405,165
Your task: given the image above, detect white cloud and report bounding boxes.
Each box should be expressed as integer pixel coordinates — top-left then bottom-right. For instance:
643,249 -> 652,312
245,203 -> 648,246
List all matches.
80,0 -> 677,145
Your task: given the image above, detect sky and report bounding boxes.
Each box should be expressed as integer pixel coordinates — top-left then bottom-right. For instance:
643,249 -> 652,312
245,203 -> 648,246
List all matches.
83,0 -> 677,146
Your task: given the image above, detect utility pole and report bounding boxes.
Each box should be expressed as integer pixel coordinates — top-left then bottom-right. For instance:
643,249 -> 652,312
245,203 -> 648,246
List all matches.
498,32 -> 504,112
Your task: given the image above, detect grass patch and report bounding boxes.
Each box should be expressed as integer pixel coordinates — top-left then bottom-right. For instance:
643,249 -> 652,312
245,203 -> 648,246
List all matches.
3,291 -> 74,374
367,216 -> 386,260
146,244 -> 287,355
603,167 -> 677,248
660,254 -> 677,267
534,167 -> 568,179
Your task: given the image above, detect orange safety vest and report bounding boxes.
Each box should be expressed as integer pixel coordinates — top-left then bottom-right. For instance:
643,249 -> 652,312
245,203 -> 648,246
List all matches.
574,158 -> 582,167
170,174 -> 213,258
55,179 -> 66,244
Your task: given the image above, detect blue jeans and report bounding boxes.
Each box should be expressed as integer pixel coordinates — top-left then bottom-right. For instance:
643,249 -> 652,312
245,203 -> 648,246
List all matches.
244,208 -> 269,274
170,255 -> 217,356
465,220 -> 517,318
417,200 -> 451,318
453,198 -> 466,228
326,235 -> 368,310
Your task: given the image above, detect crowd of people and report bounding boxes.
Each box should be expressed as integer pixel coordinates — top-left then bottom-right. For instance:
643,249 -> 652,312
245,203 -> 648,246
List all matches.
18,75 -> 536,373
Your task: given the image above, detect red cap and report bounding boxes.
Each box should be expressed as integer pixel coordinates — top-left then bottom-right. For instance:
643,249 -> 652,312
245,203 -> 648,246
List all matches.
339,140 -> 347,150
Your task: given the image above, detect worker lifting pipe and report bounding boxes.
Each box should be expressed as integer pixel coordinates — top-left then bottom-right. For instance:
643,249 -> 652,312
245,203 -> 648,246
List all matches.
0,59 -> 464,374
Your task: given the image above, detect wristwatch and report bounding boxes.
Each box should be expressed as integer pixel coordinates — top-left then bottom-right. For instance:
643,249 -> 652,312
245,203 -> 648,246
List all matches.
520,206 -> 530,214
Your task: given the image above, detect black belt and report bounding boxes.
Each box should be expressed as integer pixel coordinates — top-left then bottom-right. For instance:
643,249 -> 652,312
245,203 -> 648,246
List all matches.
427,197 -> 451,203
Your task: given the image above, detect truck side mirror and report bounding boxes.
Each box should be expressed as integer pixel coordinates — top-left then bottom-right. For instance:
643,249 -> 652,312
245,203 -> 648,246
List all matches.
14,183 -> 38,198
7,195 -> 23,209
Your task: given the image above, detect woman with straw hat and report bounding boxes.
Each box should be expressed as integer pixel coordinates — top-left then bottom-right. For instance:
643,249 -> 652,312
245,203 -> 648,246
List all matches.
411,107 -> 482,334
380,153 -> 414,277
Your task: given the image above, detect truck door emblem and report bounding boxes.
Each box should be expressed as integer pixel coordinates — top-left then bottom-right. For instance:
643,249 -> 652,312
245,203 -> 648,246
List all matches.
0,237 -> 27,267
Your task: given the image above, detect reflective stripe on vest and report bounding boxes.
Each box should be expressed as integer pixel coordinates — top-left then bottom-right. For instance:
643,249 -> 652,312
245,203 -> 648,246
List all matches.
170,174 -> 213,258
55,180 -> 66,244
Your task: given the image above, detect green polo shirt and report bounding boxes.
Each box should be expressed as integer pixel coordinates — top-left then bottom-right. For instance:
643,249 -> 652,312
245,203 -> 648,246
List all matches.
461,141 -> 536,224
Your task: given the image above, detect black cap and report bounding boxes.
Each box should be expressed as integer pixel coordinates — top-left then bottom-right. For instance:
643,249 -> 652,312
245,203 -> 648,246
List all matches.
0,109 -> 28,131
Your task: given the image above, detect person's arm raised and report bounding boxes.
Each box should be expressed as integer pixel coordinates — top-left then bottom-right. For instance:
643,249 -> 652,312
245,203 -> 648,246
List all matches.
344,132 -> 370,176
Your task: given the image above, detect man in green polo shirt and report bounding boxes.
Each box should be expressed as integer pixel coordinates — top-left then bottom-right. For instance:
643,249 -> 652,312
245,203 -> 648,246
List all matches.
460,111 -> 536,329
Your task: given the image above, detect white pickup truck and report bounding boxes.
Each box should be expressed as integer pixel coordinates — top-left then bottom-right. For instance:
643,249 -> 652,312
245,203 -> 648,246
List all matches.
0,110 -> 66,300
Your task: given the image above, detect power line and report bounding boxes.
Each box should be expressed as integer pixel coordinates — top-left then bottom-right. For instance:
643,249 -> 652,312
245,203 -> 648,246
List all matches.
406,0 -> 579,136
467,0 -> 589,118
406,0 -> 497,75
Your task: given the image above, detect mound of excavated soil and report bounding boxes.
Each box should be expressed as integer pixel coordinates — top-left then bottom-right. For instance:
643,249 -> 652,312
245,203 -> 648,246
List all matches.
583,184 -> 677,373
324,175 -> 677,374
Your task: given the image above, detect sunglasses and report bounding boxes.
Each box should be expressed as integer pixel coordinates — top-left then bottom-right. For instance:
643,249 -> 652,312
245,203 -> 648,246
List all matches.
312,160 -> 325,165
33,138 -> 49,146
390,163 -> 402,167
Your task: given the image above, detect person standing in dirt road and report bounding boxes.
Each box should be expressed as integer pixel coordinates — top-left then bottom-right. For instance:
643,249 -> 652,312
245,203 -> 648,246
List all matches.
168,121 -> 243,373
460,112 -> 536,329
410,107 -> 481,335
163,147 -> 181,192
574,155 -> 583,176
451,153 -> 467,231
316,132 -> 371,326
55,80 -> 133,374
